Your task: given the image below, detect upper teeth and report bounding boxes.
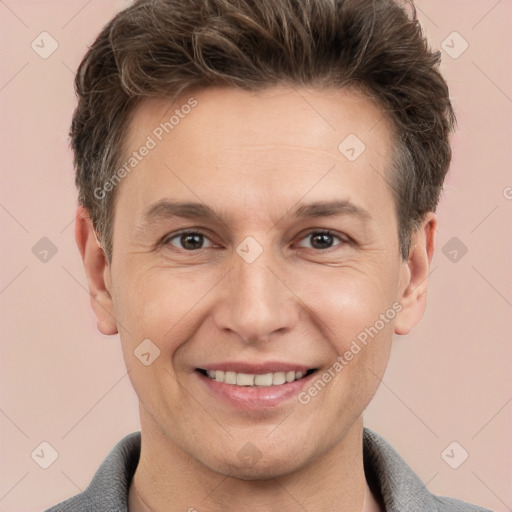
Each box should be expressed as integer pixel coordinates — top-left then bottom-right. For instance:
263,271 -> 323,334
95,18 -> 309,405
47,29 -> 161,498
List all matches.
206,370 -> 306,387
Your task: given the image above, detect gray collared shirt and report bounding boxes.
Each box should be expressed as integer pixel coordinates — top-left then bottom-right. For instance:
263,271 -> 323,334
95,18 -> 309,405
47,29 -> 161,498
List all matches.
45,428 -> 494,511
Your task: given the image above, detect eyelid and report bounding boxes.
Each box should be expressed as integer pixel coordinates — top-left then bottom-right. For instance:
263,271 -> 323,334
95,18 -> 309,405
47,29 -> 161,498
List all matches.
162,228 -> 351,252
295,229 -> 350,249
162,229 -> 216,249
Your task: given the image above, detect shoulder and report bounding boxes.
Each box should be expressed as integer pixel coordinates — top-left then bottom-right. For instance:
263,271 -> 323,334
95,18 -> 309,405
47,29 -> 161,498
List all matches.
434,495 -> 494,511
363,427 -> 494,512
44,432 -> 141,512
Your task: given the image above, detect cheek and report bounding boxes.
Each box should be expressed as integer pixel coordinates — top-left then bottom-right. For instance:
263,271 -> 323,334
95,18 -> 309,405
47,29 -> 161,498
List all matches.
111,269 -> 209,413
301,263 -> 399,346
295,261 -> 398,407
112,266 -> 206,339
295,269 -> 396,425
113,253 -> 400,351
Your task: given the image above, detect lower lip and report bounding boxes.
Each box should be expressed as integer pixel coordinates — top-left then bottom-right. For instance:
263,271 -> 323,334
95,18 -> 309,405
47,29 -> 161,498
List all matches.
195,370 -> 317,410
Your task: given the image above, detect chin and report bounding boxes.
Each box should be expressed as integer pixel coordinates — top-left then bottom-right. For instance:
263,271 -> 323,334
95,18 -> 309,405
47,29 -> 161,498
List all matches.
201,442 -> 312,481
218,457 -> 301,481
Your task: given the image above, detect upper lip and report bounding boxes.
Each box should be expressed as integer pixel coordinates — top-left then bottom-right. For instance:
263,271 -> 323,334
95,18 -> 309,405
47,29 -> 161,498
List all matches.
197,361 -> 315,374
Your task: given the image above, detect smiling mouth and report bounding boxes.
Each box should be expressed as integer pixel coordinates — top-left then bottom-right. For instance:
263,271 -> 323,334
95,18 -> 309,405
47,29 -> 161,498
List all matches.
196,368 -> 317,387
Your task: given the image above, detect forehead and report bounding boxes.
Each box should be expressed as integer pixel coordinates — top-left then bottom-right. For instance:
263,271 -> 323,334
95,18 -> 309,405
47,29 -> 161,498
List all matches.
125,85 -> 393,157
116,85 -> 396,229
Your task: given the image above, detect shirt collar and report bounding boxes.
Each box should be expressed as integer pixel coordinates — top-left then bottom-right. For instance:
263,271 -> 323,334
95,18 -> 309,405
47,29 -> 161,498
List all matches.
47,427 -> 475,511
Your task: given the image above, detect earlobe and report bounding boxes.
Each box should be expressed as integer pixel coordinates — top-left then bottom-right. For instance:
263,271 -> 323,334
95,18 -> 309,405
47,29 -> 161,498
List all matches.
394,213 -> 437,336
75,207 -> 118,336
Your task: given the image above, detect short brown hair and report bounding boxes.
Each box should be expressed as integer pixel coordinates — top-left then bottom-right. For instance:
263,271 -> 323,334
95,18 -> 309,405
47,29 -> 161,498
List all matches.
71,0 -> 455,261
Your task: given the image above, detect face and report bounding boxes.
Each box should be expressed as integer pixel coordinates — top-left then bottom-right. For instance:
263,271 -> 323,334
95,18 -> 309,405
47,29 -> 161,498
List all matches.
85,85 -> 428,478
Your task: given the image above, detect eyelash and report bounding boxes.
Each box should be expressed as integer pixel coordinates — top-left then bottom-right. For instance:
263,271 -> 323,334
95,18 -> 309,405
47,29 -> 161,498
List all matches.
162,229 -> 350,252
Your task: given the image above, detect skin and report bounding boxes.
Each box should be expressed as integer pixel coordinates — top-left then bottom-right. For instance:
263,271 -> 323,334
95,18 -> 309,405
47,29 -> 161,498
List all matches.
76,85 -> 436,512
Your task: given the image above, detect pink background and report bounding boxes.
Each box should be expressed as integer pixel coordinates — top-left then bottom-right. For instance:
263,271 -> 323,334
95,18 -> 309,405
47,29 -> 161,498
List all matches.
1,1 -> 511,510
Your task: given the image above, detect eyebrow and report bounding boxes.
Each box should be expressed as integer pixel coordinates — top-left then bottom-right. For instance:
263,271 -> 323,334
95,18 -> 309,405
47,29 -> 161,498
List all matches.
138,199 -> 371,228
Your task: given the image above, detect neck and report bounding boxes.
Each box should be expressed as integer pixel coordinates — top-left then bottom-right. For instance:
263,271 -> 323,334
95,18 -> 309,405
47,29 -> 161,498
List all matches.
128,415 -> 382,512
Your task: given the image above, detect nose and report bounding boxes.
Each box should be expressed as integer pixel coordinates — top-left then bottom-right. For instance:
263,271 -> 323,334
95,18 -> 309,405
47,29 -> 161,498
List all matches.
212,242 -> 299,344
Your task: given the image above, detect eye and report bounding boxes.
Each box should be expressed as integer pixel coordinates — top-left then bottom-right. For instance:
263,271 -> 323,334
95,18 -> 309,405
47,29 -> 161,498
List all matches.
297,230 -> 347,250
163,230 -> 215,251
162,229 -> 349,253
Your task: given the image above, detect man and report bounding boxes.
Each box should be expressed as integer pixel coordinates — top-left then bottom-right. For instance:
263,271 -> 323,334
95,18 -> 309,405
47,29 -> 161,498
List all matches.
46,0 -> 492,510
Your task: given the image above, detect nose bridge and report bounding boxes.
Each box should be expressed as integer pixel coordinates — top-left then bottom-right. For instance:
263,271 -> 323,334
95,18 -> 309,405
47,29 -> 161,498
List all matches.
214,236 -> 298,343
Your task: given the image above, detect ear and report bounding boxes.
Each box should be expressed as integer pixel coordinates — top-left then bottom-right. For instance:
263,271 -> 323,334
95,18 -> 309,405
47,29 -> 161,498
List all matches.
75,207 -> 118,335
394,212 -> 436,335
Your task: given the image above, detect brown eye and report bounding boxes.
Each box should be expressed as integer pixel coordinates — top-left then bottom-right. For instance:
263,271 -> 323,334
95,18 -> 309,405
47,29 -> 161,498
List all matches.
165,231 -> 214,251
298,230 -> 345,250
